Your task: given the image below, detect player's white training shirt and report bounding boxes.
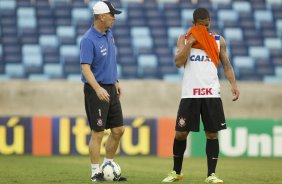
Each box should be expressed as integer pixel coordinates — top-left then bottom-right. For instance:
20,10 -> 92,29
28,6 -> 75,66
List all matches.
181,34 -> 221,98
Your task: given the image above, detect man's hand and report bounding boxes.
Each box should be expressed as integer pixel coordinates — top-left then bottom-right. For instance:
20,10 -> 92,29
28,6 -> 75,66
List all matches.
115,82 -> 122,97
231,85 -> 240,101
187,33 -> 196,45
95,86 -> 110,103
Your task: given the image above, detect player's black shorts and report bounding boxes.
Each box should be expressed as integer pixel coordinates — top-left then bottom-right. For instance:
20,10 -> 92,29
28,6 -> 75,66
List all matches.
84,83 -> 123,132
175,98 -> 226,132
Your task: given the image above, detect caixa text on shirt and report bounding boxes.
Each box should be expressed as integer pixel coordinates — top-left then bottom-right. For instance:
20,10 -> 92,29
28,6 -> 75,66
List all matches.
190,55 -> 211,62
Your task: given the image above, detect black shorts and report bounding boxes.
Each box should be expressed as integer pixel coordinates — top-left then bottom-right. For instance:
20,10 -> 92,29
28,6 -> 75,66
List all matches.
175,98 -> 226,132
84,83 -> 123,131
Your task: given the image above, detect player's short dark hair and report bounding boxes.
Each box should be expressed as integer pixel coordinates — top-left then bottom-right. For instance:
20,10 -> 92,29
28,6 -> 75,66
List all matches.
193,8 -> 210,22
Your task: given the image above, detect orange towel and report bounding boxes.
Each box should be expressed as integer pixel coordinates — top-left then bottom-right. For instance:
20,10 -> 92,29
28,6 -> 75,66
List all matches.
185,25 -> 220,68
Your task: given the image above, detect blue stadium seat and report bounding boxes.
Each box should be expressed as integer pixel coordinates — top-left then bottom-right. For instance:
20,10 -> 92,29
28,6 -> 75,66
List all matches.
72,8 -> 91,25
60,45 -> 79,62
232,1 -> 251,13
39,35 -> 59,48
233,56 -> 255,68
181,9 -> 194,27
137,54 -> 158,77
276,19 -> 282,37
22,44 -> 43,67
5,64 -> 25,78
275,66 -> 282,76
218,10 -> 239,29
44,63 -> 63,78
122,65 -> 138,78
249,46 -> 270,59
17,7 -> 37,30
0,0 -> 16,10
254,10 -> 273,29
167,27 -> 185,47
224,28 -> 243,41
264,38 -> 282,49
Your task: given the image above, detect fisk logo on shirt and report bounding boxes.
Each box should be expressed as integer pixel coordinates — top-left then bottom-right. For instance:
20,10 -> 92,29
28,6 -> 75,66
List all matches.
193,88 -> 213,95
190,55 -> 211,62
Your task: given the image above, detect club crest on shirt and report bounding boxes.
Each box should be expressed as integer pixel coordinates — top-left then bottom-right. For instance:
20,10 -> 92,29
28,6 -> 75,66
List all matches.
178,117 -> 187,127
97,118 -> 103,126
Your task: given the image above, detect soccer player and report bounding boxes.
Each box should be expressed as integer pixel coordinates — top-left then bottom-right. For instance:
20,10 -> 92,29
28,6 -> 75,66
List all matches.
80,0 -> 126,182
162,8 -> 240,183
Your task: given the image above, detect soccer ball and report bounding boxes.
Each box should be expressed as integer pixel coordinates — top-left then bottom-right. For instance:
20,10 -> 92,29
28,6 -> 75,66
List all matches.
101,161 -> 121,181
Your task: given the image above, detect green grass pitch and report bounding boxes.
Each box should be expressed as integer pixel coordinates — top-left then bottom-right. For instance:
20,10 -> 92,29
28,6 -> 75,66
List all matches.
0,156 -> 281,183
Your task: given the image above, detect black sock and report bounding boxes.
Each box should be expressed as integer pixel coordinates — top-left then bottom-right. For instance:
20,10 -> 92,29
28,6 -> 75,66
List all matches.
173,139 -> 187,174
206,139 -> 219,176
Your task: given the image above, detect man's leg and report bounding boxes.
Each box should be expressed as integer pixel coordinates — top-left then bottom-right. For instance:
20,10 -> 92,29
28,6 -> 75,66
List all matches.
105,126 -> 125,159
89,130 -> 104,176
173,131 -> 189,174
162,131 -> 188,182
204,131 -> 223,183
205,131 -> 219,176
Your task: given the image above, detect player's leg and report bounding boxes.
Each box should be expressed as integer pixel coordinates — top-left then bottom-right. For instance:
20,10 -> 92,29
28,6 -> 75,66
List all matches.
89,130 -> 105,178
105,126 -> 124,159
103,85 -> 127,181
84,83 -> 109,181
162,98 -> 201,182
201,98 -> 225,183
205,131 -> 220,177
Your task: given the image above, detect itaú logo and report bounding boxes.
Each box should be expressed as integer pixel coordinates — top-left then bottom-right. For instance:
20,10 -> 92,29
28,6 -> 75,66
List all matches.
193,88 -> 213,95
190,55 -> 211,62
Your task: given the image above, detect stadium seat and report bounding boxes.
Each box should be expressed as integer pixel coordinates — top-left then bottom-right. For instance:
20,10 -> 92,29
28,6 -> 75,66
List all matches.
39,35 -> 59,48
71,8 -> 91,25
224,28 -> 243,41
137,54 -> 158,77
60,45 -> 80,62
17,7 -> 37,30
233,56 -> 255,68
264,38 -> 282,49
181,9 -> 194,27
249,46 -> 270,59
167,27 -> 185,47
254,10 -> 273,29
22,44 -> 43,67
276,19 -> 282,37
232,1 -> 251,13
57,26 -> 76,38
44,63 -> 63,78
275,66 -> 282,76
0,0 -> 16,10
5,64 -> 25,78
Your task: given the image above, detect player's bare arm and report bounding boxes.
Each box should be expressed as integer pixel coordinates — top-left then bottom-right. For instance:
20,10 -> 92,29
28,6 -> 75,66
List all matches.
219,36 -> 240,101
174,34 -> 196,68
81,64 -> 110,102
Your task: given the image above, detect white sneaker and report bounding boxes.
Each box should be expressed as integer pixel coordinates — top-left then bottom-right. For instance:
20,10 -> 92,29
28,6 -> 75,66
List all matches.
204,173 -> 223,184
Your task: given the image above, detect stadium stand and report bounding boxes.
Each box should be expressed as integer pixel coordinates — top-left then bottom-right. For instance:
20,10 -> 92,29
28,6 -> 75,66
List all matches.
0,0 -> 281,83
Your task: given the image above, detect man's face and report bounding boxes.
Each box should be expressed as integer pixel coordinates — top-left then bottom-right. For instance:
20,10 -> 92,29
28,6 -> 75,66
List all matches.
194,18 -> 210,32
101,13 -> 116,30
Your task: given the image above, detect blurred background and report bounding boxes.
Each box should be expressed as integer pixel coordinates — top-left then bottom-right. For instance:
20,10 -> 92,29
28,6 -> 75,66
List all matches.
0,0 -> 282,158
